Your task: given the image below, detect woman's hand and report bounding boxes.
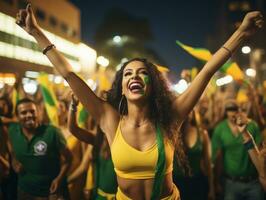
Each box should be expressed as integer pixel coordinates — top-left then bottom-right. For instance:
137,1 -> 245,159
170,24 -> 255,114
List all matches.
16,4 -> 40,35
238,11 -> 264,37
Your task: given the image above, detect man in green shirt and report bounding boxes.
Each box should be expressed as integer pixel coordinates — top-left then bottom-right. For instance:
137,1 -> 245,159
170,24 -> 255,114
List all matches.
212,100 -> 264,200
9,98 -> 72,199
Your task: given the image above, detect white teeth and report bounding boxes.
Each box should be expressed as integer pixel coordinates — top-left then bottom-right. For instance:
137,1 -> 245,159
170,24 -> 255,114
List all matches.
129,82 -> 143,89
131,83 -> 141,87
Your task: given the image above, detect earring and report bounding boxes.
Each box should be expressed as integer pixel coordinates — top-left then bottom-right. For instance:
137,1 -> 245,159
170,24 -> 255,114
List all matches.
118,95 -> 126,115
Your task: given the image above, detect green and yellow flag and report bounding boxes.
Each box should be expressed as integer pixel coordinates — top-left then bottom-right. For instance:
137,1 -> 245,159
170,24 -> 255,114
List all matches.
11,88 -> 19,114
77,103 -> 89,128
176,40 -> 244,82
37,72 -> 59,126
236,88 -> 248,103
190,67 -> 198,81
205,76 -> 217,97
176,40 -> 212,61
220,61 -> 244,82
156,65 -> 170,73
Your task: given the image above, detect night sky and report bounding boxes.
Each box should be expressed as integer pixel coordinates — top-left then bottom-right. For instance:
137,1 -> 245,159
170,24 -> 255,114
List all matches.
70,0 -> 216,74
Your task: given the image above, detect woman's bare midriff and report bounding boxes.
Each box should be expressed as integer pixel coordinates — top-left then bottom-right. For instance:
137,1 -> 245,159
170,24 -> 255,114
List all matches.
117,172 -> 174,200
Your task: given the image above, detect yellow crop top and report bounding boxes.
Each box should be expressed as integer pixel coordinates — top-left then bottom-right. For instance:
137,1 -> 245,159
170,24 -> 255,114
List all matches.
110,121 -> 174,179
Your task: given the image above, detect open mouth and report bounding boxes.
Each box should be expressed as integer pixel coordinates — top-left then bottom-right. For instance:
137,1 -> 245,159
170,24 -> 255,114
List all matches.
25,118 -> 35,125
128,81 -> 144,93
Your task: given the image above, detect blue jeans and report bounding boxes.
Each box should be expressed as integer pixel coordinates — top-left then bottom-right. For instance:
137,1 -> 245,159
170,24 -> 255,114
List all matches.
224,178 -> 264,200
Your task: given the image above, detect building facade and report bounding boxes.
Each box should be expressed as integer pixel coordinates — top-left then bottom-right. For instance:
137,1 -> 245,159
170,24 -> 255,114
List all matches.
0,0 -> 97,92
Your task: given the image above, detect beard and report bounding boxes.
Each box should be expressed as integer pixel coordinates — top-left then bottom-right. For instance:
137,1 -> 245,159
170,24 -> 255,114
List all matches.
23,118 -> 38,130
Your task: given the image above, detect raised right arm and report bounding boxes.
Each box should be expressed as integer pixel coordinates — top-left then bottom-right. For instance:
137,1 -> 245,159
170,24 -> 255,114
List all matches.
67,96 -> 95,144
16,4 -> 119,140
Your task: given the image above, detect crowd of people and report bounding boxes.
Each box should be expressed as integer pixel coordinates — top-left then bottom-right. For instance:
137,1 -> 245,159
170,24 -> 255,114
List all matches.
0,3 -> 266,200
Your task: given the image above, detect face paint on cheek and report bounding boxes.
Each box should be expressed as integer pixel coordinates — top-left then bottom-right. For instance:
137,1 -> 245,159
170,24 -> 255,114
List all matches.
141,76 -> 150,96
144,76 -> 150,85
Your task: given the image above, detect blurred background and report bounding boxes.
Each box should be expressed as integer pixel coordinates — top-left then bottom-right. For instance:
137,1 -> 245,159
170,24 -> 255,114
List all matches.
1,1 -> 266,200
0,0 -> 265,100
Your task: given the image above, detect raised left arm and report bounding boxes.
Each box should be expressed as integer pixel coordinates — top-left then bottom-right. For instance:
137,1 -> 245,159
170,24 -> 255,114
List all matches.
173,11 -> 263,120
67,95 -> 95,144
68,144 -> 92,183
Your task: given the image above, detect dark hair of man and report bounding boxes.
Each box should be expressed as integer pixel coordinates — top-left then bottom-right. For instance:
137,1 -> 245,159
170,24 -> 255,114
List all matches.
15,98 -> 36,115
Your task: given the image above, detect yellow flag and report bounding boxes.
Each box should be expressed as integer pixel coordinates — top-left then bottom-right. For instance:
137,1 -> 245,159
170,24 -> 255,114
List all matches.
37,73 -> 59,126
176,40 -> 212,61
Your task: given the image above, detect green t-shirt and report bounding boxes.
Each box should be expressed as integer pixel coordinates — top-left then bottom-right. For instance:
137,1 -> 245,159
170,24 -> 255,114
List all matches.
8,123 -> 66,197
211,119 -> 261,177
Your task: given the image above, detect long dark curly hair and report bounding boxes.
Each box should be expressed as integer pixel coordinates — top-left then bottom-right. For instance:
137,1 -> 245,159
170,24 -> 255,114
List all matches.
106,58 -> 189,174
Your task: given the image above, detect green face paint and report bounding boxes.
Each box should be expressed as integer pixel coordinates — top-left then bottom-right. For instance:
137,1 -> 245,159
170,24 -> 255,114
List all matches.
140,76 -> 150,96
144,76 -> 150,85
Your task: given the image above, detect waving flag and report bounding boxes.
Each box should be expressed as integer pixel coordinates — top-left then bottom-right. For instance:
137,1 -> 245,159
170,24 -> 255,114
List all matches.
156,65 -> 170,73
220,62 -> 244,82
37,72 -> 59,126
77,103 -> 89,128
11,88 -> 19,114
176,40 -> 244,81
176,40 -> 212,61
190,67 -> 198,81
236,88 -> 248,103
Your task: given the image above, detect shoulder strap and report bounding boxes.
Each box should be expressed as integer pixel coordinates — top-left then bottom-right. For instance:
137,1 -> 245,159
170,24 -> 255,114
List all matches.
151,124 -> 166,200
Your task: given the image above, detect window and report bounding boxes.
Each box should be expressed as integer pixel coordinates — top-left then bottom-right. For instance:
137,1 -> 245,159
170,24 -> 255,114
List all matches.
36,8 -> 46,21
49,16 -> 57,27
61,23 -> 68,33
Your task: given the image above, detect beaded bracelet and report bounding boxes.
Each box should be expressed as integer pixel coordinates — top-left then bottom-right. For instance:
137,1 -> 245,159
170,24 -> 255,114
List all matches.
222,46 -> 232,57
243,139 -> 255,151
42,44 -> 56,55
